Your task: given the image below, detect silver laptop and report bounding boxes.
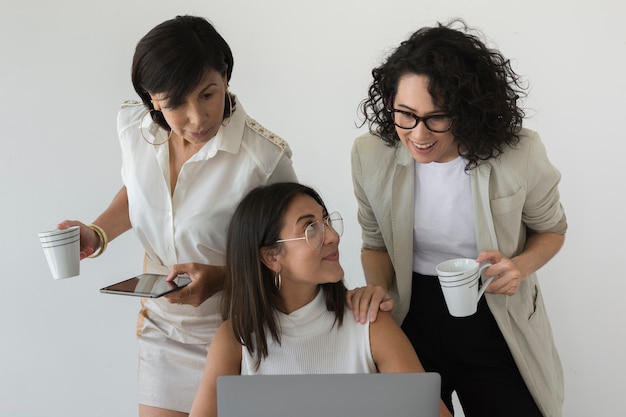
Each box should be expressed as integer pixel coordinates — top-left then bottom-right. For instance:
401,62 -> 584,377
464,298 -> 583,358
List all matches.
217,372 -> 441,417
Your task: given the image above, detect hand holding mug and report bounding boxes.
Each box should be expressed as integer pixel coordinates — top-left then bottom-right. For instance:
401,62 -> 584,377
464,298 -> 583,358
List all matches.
476,250 -> 523,296
58,220 -> 98,259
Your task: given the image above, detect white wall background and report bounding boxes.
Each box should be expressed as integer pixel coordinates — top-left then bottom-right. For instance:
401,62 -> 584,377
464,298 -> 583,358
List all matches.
1,0 -> 624,416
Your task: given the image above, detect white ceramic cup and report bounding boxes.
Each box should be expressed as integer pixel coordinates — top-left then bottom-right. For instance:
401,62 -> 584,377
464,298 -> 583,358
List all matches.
435,258 -> 494,317
39,226 -> 80,279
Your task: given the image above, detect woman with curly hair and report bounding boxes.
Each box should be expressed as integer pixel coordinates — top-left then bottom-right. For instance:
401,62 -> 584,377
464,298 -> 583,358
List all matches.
348,19 -> 566,417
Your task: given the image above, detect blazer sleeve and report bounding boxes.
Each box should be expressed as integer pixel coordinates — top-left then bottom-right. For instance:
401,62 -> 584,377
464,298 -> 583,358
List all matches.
521,131 -> 567,235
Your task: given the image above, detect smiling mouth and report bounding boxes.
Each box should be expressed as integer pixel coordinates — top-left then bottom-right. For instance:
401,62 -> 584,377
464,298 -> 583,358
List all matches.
323,250 -> 339,261
412,141 -> 435,150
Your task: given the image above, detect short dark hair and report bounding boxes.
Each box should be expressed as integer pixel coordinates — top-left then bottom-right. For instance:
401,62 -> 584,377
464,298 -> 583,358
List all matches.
360,19 -> 526,170
131,15 -> 235,130
223,182 -> 347,369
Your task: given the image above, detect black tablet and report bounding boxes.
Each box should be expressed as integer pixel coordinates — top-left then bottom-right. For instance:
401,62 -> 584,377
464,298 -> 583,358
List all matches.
100,273 -> 191,298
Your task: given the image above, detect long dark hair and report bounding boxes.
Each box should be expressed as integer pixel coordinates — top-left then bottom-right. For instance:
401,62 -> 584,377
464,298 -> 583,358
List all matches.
131,15 -> 235,130
223,182 -> 347,369
360,19 -> 526,170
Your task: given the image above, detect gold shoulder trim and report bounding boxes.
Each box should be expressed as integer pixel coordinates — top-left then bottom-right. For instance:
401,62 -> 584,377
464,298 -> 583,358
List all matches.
121,99 -> 142,108
246,117 -> 287,150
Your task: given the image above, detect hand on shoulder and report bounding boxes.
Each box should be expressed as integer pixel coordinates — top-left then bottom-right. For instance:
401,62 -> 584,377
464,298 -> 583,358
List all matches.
346,285 -> 395,324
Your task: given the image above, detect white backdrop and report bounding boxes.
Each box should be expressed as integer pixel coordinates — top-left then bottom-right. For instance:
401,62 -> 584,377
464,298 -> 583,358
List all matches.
1,1 -> 624,416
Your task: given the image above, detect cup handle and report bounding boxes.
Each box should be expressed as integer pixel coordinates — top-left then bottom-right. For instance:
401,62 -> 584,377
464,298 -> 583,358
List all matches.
476,262 -> 493,300
477,276 -> 494,299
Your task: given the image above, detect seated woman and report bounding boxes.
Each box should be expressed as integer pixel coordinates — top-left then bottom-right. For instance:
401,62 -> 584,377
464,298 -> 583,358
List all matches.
189,182 -> 452,417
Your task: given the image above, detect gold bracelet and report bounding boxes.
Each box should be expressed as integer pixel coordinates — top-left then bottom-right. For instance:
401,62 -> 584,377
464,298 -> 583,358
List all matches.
87,223 -> 108,258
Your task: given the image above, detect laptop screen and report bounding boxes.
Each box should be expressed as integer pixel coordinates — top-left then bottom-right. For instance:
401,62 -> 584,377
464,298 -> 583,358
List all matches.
217,372 -> 441,417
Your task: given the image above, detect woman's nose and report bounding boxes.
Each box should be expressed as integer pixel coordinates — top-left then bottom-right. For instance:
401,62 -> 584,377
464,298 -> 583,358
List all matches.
187,103 -> 207,125
408,119 -> 431,139
324,223 -> 339,244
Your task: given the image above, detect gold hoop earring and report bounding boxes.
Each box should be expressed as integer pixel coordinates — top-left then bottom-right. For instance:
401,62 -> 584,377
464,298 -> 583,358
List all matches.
139,110 -> 172,145
221,92 -> 234,126
274,272 -> 282,290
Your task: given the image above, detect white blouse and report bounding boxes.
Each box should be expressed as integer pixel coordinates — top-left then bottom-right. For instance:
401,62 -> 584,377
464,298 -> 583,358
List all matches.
118,97 -> 298,344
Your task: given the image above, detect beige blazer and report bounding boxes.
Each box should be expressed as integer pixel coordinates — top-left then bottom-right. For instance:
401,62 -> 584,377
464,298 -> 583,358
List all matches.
351,128 -> 566,417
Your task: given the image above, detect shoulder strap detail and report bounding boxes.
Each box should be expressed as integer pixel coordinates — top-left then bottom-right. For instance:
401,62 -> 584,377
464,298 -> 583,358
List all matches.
246,117 -> 287,150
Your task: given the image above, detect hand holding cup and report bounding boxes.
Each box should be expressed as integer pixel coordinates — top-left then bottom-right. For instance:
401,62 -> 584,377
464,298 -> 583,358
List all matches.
58,221 -> 99,259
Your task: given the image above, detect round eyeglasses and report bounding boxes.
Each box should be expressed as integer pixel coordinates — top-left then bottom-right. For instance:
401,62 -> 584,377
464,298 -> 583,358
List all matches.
388,108 -> 454,133
275,211 -> 343,250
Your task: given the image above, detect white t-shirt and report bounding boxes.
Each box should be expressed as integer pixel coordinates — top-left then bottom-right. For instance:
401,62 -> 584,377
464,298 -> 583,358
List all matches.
241,289 -> 377,375
413,156 -> 477,275
118,97 -> 298,344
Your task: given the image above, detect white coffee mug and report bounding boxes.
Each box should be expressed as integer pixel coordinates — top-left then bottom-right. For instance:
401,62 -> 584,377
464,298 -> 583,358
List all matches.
435,258 -> 494,317
39,226 -> 80,279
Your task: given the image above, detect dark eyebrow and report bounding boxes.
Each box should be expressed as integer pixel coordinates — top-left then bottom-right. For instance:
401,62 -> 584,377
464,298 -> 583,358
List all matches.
395,104 -> 446,116
295,214 -> 316,225
200,82 -> 219,94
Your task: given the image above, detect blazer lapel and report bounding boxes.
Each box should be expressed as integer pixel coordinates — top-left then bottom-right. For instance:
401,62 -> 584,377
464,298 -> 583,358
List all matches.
471,163 -> 507,312
390,146 -> 415,314
471,163 -> 498,251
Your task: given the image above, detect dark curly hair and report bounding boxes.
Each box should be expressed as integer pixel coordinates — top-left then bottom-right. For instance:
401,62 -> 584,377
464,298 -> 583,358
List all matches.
360,19 -> 526,170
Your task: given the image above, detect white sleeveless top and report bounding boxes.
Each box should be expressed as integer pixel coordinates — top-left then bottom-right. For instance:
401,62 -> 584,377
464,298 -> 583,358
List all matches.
241,289 -> 377,374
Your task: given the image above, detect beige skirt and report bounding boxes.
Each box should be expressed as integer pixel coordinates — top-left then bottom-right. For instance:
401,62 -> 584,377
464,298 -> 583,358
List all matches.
136,307 -> 210,412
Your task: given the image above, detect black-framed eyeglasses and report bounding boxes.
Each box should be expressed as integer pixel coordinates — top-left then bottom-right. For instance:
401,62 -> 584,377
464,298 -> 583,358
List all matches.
388,108 -> 454,133
275,211 -> 343,250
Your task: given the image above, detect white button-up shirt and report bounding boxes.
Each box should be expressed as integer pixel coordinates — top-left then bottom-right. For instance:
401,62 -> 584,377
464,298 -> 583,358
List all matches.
118,98 -> 298,344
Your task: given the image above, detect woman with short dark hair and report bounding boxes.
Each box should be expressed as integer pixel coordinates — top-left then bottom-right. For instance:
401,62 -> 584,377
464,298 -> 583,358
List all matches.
58,15 -> 297,416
